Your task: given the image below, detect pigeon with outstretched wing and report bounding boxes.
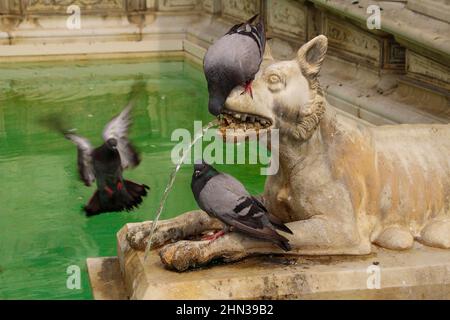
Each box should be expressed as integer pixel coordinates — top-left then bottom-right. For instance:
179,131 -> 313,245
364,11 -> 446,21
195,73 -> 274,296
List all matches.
50,103 -> 149,216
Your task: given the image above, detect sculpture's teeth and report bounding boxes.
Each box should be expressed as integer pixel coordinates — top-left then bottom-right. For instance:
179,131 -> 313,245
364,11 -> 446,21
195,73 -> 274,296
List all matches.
219,110 -> 272,130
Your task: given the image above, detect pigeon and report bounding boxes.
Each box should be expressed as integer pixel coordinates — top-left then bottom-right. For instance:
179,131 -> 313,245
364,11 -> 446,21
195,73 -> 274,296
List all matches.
203,14 -> 266,116
191,161 -> 292,251
47,103 -> 149,216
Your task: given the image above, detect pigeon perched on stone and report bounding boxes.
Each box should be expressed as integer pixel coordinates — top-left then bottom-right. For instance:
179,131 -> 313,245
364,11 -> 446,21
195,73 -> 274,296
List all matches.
203,14 -> 266,116
47,103 -> 149,216
191,161 -> 292,251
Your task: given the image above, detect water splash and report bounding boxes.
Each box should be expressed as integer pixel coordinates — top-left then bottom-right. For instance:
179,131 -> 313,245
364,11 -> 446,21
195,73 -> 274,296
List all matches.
144,119 -> 218,261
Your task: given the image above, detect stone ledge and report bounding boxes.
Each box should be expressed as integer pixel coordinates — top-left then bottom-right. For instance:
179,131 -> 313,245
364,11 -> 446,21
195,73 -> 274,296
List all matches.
407,0 -> 450,24
93,223 -> 450,300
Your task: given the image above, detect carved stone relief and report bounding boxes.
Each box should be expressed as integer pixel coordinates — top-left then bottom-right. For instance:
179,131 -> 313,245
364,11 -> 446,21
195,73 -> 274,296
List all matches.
267,0 -> 306,42
383,39 -> 406,70
221,0 -> 259,22
202,0 -> 221,14
0,0 -> 23,14
157,0 -> 200,11
24,0 -> 125,12
324,15 -> 382,67
406,50 -> 450,90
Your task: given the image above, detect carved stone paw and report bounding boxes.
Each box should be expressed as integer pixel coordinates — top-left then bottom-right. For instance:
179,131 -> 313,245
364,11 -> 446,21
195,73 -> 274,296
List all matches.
126,221 -> 185,251
159,238 -> 249,272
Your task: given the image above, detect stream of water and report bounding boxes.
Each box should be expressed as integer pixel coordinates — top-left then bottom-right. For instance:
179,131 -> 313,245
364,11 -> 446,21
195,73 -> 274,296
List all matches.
143,120 -> 218,261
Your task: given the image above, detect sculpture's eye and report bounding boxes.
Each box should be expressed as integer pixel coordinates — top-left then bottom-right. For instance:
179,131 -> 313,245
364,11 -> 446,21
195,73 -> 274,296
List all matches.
268,74 -> 281,84
267,73 -> 284,92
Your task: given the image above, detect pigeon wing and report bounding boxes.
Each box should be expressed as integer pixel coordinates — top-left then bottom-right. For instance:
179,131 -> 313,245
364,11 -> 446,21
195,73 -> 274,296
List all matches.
198,174 -> 264,230
198,173 -> 292,250
102,102 -> 140,170
65,133 -> 95,186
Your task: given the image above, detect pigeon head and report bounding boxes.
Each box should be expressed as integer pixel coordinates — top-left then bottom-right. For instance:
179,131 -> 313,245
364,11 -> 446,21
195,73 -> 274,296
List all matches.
205,68 -> 237,116
193,161 -> 218,179
106,138 -> 118,150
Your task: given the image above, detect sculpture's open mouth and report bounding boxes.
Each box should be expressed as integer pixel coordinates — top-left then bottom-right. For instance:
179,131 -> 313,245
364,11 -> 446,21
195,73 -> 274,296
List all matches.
218,109 -> 273,138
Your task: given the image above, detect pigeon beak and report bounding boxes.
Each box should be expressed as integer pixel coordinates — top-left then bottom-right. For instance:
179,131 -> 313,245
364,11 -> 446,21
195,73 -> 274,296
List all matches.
208,99 -> 223,117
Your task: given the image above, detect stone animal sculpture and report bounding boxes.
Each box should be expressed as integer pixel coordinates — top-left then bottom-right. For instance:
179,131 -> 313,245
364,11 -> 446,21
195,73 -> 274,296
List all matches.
127,35 -> 450,271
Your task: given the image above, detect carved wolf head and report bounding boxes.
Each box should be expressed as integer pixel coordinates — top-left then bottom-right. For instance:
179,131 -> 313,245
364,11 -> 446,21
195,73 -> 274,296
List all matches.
220,35 -> 328,141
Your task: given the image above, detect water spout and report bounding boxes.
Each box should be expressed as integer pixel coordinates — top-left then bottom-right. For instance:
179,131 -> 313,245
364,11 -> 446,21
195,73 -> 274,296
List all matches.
144,119 -> 218,261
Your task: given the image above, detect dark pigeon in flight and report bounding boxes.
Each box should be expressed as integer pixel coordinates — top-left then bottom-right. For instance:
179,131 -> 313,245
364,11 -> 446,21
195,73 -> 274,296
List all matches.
203,14 -> 266,116
49,103 -> 149,216
191,161 -> 292,251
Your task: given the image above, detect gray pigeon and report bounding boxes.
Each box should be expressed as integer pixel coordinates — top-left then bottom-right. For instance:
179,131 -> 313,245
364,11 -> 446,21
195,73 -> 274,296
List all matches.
46,103 -> 149,216
191,161 -> 292,251
203,14 -> 266,116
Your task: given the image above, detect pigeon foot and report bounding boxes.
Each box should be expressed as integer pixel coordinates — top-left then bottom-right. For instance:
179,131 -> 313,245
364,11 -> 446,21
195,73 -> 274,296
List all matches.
201,230 -> 226,241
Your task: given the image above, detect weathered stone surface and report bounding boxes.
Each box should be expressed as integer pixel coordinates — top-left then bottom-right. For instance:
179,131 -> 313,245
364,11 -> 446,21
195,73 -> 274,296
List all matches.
25,0 -> 125,13
221,0 -> 260,22
267,0 -> 307,42
406,50 -> 450,91
202,0 -> 221,14
157,0 -> 201,11
324,15 -> 383,68
86,257 -> 128,300
407,0 -> 450,23
106,222 -> 450,299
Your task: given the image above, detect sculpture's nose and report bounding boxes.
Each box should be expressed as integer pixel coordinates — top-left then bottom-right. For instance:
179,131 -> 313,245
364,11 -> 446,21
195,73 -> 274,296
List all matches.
224,86 -> 254,112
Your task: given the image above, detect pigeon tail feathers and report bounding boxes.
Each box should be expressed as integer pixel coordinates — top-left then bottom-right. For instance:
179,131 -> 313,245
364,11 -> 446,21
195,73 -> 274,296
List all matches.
84,180 -> 150,216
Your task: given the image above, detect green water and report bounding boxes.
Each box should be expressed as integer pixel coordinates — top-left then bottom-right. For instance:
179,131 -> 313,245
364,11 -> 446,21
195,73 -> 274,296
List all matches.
0,58 -> 266,299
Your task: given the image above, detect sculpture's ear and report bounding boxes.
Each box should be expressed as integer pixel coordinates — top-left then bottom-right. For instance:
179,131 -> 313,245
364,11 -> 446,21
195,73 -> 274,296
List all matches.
297,35 -> 328,78
263,42 -> 274,62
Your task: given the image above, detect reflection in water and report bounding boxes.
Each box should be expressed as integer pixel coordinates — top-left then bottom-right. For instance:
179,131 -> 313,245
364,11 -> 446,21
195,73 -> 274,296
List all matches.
0,58 -> 265,299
